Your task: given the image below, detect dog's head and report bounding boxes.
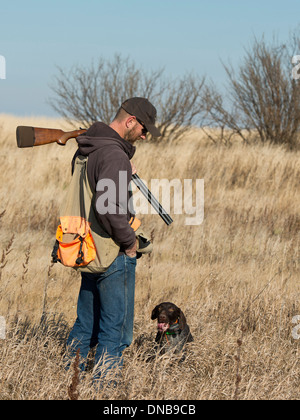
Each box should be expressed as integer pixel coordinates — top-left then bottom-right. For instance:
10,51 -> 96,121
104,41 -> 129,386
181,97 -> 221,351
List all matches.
151,302 -> 187,333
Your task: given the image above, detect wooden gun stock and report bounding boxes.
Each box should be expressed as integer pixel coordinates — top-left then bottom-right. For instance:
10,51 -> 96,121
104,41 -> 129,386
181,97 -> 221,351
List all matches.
16,126 -> 86,148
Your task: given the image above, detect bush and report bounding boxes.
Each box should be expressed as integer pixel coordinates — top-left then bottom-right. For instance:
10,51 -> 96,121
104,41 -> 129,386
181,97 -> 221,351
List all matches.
49,54 -> 206,142
203,32 -> 300,149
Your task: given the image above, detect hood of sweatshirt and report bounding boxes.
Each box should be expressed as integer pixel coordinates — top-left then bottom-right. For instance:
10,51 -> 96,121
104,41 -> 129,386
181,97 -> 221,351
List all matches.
75,121 -> 136,160
71,121 -> 137,251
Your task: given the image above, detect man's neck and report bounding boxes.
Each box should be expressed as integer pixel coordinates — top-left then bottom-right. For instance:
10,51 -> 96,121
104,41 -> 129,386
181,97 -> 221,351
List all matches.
109,121 -> 125,139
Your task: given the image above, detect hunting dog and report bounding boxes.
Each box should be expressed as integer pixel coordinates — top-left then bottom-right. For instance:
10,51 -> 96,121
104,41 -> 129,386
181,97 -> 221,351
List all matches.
151,302 -> 193,355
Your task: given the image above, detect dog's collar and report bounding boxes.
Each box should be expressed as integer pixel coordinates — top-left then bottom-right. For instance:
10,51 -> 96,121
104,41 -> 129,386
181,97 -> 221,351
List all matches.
165,319 -> 180,335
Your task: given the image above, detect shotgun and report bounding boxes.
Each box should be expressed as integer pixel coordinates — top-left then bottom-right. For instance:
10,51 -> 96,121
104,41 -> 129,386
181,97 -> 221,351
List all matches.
16,126 -> 173,225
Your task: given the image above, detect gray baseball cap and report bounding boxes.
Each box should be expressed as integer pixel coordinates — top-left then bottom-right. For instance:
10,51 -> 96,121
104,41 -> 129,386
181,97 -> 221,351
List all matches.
121,97 -> 161,137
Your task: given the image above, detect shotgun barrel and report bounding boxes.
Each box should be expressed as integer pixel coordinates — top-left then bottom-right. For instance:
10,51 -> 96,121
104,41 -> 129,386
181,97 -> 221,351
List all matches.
131,174 -> 173,226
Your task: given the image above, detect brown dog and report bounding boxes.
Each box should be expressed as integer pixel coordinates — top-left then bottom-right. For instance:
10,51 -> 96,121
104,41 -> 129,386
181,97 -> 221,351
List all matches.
151,302 -> 193,354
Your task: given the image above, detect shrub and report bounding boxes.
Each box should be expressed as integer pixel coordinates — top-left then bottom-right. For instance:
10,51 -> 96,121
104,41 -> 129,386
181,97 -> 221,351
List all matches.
49,54 -> 206,142
203,32 -> 300,149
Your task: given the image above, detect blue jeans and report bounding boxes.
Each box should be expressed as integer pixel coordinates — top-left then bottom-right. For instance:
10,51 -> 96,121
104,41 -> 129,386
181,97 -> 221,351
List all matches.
66,254 -> 136,378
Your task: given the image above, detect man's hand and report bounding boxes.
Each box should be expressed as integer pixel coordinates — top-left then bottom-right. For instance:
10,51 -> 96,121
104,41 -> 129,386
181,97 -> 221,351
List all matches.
125,239 -> 138,258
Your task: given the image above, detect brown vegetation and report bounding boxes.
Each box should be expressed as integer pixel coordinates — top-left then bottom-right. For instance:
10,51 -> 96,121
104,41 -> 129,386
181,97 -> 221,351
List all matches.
204,33 -> 300,149
49,54 -> 206,143
0,115 -> 299,400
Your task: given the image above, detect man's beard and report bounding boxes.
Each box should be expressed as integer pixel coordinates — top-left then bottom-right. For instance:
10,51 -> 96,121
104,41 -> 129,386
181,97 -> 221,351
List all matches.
124,127 -> 139,144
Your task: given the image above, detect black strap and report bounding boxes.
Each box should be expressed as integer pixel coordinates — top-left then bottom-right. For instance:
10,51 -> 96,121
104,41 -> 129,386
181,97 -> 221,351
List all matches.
75,237 -> 84,265
51,240 -> 61,263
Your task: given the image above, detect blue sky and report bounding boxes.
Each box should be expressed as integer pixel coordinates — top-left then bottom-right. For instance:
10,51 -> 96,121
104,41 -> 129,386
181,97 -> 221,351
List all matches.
0,0 -> 299,116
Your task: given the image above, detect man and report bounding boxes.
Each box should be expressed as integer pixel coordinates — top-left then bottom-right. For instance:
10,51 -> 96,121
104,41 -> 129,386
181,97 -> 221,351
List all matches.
66,97 -> 161,380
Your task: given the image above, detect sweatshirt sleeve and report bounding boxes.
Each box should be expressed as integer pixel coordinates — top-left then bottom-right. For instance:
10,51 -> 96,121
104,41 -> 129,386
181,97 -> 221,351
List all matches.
94,155 -> 136,250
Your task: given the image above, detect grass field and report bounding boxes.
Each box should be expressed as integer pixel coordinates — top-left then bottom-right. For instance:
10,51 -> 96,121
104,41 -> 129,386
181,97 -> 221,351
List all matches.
0,114 -> 299,400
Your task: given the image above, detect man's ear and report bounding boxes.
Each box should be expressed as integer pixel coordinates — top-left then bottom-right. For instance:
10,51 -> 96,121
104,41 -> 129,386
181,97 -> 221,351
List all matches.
125,116 -> 137,129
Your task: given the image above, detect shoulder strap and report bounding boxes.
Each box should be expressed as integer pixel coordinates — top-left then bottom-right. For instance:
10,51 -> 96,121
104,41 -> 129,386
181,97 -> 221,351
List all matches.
60,155 -> 89,218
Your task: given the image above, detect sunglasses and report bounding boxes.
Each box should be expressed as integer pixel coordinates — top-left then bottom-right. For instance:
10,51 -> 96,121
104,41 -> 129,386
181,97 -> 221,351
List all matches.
135,117 -> 148,134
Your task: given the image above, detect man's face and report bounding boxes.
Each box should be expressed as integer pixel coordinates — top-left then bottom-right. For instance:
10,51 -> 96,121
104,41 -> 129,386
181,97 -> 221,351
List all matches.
124,118 -> 147,144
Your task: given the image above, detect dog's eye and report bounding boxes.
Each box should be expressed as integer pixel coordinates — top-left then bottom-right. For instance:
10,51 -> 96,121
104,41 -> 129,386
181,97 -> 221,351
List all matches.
168,308 -> 174,312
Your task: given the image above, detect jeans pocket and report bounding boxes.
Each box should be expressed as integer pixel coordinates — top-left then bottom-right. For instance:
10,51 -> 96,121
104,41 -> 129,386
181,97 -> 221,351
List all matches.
100,256 -> 120,278
125,255 -> 137,269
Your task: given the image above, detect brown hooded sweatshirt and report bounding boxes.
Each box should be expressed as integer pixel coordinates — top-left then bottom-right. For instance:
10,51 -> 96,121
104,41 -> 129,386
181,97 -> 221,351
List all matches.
72,122 -> 137,252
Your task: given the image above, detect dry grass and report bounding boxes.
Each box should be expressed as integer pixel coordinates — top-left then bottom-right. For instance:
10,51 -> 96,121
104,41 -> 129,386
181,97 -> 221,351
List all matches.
0,115 -> 299,400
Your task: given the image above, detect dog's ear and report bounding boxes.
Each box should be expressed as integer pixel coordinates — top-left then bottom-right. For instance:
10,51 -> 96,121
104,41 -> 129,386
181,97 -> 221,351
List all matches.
178,309 -> 187,330
151,305 -> 159,320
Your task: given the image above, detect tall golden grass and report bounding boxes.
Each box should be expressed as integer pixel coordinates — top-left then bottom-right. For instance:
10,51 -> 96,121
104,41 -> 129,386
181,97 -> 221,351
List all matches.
0,114 -> 299,400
